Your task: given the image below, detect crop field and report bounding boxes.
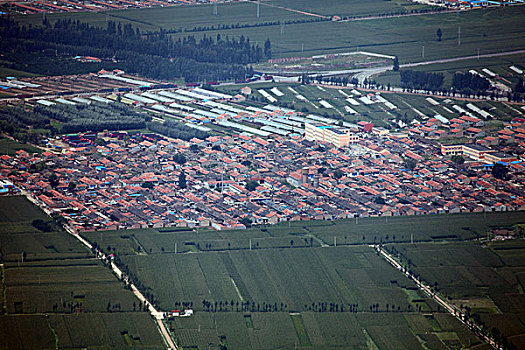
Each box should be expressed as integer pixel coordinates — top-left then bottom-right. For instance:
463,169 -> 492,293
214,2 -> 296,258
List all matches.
81,210 -> 524,347
0,315 -> 56,349
0,196 -> 166,349
0,196 -> 48,223
10,5 -> 525,64
121,246 -> 433,312
0,313 -> 164,349
83,225 -> 322,256
391,239 -> 525,346
168,310 -> 483,349
4,259 -> 140,313
377,53 -> 525,89
297,211 -> 525,245
84,211 -> 525,256
11,0 -> 430,31
0,197 -> 89,261
265,0 -> 429,18
0,137 -> 42,156
48,313 -> 165,349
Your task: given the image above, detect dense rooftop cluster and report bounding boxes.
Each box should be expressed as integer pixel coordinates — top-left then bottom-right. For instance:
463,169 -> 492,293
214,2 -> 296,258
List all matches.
1,128 -> 524,232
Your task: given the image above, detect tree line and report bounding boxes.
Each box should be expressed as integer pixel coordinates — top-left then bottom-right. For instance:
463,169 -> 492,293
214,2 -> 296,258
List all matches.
0,16 -> 269,82
158,17 -> 328,36
34,103 -> 150,133
146,120 -> 209,141
400,70 -> 444,92
452,72 -> 490,95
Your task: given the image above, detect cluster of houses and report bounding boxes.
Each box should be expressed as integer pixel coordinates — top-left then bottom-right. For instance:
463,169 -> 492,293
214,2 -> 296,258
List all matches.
1,124 -> 523,232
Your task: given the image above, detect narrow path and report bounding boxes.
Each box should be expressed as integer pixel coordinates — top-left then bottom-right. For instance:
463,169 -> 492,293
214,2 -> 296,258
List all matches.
242,0 -> 330,19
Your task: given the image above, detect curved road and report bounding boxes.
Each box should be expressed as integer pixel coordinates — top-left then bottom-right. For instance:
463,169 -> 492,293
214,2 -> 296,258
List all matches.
354,49 -> 525,83
255,49 -> 525,85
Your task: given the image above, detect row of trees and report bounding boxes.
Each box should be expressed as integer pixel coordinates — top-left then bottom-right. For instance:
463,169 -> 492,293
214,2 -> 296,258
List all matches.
146,120 -> 209,141
0,106 -> 51,144
452,72 -> 490,94
164,17 -> 327,38
400,70 -> 444,92
198,299 -> 419,313
34,103 -> 149,133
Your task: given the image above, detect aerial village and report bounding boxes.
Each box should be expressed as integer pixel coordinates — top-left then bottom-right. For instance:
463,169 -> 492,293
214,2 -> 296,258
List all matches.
0,69 -> 524,232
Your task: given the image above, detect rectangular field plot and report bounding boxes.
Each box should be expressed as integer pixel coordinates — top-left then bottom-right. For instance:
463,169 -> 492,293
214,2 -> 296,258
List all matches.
0,315 -> 56,350
307,211 -> 525,245
83,225 -> 321,256
0,231 -> 89,261
121,246 -> 432,313
4,260 -> 139,313
0,196 -> 48,223
169,311 -> 483,350
0,196 -> 89,260
49,313 -> 164,349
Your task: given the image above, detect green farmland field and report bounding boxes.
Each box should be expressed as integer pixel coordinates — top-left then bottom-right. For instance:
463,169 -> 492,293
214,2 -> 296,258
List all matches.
391,239 -> 525,349
0,313 -> 164,350
168,310 -> 483,349
81,210 -> 525,348
0,197 -> 89,261
120,246 -> 430,311
84,211 -> 525,256
0,196 -> 166,349
48,313 -> 165,349
4,260 -> 139,313
12,0 -> 430,31
11,4 -> 525,64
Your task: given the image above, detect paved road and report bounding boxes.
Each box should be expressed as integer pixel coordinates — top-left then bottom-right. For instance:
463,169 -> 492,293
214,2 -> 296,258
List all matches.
254,48 -> 525,87
401,49 -> 525,69
353,49 -> 525,83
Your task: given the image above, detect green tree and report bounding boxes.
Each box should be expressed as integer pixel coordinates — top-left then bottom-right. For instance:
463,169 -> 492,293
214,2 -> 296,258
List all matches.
178,171 -> 187,189
245,180 -> 258,192
451,155 -> 464,164
492,163 -> 509,180
67,181 -> 77,191
239,217 -> 252,227
264,38 -> 272,59
141,181 -> 154,189
393,56 -> 399,71
403,158 -> 417,170
49,174 -> 59,188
